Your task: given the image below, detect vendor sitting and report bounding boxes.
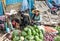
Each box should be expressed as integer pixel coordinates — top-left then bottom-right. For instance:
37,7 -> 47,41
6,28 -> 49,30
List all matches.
32,9 -> 42,25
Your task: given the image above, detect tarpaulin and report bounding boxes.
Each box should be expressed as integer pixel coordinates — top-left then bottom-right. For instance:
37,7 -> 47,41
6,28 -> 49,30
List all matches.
21,0 -> 29,11
6,0 -> 22,5
28,0 -> 34,9
0,1 -> 4,16
28,0 -> 34,18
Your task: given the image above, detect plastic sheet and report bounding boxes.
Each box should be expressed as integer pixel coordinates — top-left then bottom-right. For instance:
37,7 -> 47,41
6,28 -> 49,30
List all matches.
21,0 -> 29,11
6,0 -> 22,5
28,0 -> 34,9
0,1 -> 4,16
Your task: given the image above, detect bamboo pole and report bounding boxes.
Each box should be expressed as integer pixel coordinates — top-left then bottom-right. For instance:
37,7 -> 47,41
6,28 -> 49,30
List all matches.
2,0 -> 6,14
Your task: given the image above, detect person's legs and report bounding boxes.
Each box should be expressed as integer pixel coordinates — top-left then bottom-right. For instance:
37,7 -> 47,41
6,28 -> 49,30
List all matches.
53,4 -> 60,10
51,10 -> 57,15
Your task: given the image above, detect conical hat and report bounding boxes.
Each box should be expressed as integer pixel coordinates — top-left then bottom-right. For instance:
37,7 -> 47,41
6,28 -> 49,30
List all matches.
32,8 -> 40,13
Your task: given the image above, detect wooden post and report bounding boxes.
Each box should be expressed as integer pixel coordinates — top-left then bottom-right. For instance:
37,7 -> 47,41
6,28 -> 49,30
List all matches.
2,0 -> 6,14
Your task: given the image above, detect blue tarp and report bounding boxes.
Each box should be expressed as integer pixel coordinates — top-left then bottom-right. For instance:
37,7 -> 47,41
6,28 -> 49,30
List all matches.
0,1 -> 4,16
21,0 -> 34,11
21,0 -> 29,11
28,0 -> 34,18
28,0 -> 34,9
6,0 -> 22,5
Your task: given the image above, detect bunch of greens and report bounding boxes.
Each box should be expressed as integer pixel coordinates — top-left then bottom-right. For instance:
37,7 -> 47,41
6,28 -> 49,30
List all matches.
54,26 -> 60,35
54,36 -> 60,41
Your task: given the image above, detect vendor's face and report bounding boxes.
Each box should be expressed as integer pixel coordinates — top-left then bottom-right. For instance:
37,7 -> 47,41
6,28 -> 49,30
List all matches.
35,11 -> 39,16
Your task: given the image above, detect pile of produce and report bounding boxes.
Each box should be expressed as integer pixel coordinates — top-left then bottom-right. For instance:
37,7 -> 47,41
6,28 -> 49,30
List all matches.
54,36 -> 60,41
54,26 -> 60,35
54,26 -> 60,41
44,32 -> 56,41
12,25 -> 44,41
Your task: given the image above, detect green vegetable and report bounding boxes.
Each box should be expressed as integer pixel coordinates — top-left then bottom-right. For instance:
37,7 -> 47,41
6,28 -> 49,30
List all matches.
39,32 -> 43,39
13,36 -> 19,41
35,36 -> 40,41
12,25 -> 44,41
55,26 -> 60,35
25,35 -> 34,40
28,29 -> 32,35
35,29 -> 39,33
24,27 -> 29,31
32,30 -> 36,35
24,38 -> 28,41
54,36 -> 60,41
12,30 -> 19,38
21,31 -> 27,36
19,40 -> 22,41
20,36 -> 24,41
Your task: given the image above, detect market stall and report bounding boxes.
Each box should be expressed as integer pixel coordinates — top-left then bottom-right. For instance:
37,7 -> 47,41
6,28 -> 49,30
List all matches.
0,0 -> 60,41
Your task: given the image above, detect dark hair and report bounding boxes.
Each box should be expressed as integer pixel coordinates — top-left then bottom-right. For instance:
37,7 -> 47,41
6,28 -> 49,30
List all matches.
12,18 -> 19,23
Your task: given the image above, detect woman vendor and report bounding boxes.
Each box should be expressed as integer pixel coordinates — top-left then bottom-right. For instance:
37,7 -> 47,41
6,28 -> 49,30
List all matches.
32,9 -> 42,25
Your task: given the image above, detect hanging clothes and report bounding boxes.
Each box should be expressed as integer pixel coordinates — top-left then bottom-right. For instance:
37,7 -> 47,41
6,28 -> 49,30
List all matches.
21,0 -> 29,11
0,1 -> 4,16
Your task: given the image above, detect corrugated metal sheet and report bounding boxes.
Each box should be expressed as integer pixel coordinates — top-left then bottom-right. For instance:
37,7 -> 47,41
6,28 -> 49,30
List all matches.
0,1 -> 4,16
6,0 -> 22,5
